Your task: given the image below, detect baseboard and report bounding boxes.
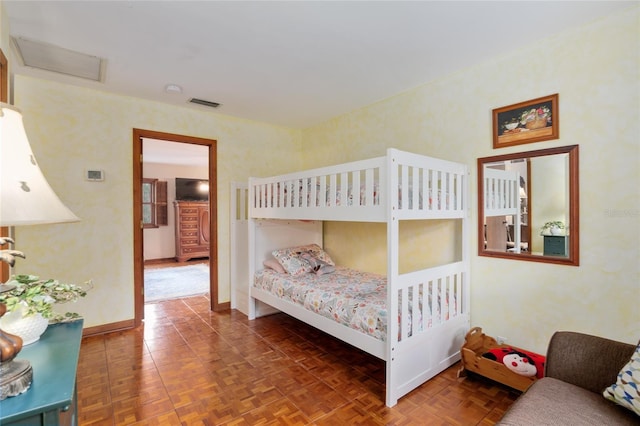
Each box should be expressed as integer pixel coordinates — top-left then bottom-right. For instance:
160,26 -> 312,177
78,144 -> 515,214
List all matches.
82,303 -> 229,336
82,319 -> 135,337
214,301 -> 230,312
144,257 -> 177,265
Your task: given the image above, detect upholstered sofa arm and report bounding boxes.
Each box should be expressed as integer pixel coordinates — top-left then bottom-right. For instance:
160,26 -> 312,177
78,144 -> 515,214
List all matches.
545,331 -> 636,394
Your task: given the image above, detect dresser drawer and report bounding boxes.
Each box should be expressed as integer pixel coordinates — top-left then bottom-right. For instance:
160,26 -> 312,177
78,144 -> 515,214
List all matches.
180,238 -> 199,246
180,222 -> 198,231
181,246 -> 209,255
180,230 -> 198,238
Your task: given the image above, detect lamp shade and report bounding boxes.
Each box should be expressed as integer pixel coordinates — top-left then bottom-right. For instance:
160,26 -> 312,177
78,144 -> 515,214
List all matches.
0,103 -> 79,226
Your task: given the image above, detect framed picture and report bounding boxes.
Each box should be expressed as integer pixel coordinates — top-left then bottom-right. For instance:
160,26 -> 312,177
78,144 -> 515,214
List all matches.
493,94 -> 559,149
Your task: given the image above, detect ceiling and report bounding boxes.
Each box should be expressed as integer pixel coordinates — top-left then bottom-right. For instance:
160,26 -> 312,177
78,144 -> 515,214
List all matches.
4,1 -> 632,132
142,138 -> 209,167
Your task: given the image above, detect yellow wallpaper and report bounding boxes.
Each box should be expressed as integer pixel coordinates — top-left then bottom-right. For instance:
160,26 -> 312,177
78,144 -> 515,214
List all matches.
324,220 -> 460,276
6,5 -> 639,353
0,1 -> 10,98
12,76 -> 302,327
304,7 -> 640,352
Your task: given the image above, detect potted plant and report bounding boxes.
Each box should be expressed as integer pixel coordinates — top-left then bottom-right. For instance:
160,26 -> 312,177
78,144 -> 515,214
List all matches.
0,237 -> 91,344
540,221 -> 565,236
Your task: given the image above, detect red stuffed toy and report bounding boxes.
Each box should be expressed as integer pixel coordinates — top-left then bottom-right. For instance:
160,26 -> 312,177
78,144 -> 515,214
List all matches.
482,347 -> 546,379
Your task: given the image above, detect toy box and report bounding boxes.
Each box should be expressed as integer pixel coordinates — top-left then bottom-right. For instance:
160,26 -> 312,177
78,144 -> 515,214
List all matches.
457,327 -> 544,392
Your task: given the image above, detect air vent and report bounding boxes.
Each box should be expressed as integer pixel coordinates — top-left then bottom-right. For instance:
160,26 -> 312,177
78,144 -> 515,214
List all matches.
11,36 -> 104,82
189,98 -> 221,108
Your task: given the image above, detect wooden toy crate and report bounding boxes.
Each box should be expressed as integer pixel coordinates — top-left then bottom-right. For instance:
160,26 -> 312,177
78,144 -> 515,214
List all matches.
457,327 -> 537,392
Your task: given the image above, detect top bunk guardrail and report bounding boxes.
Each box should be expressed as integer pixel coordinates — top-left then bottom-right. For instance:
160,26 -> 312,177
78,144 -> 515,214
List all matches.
249,148 -> 468,222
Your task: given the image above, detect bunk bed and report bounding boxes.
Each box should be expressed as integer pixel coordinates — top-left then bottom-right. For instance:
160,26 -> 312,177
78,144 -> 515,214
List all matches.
243,148 -> 470,407
483,168 -> 522,252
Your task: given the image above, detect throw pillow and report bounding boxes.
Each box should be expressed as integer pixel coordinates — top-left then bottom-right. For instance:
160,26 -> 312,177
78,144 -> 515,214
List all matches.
297,252 -> 335,275
272,244 -> 335,275
603,343 -> 640,416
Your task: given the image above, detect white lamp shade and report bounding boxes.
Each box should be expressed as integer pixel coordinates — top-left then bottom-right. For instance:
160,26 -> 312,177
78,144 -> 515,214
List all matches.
0,103 -> 80,226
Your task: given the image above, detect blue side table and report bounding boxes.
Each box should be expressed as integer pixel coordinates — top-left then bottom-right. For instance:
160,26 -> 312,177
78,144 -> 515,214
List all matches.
0,320 -> 83,426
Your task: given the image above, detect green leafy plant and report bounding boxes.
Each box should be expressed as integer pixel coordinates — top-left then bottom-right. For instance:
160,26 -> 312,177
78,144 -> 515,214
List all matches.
540,221 -> 565,235
0,275 -> 91,323
0,237 -> 91,323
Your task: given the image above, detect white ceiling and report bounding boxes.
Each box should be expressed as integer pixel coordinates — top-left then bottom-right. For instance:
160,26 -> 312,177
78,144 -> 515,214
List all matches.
142,138 -> 209,167
4,1 -> 633,166
5,1 -> 632,131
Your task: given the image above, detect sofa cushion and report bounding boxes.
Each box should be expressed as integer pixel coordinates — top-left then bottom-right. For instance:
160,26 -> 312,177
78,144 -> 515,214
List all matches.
498,377 -> 638,425
603,343 -> 640,416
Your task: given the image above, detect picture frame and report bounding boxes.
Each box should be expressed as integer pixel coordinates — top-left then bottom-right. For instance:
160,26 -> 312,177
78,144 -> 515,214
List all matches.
492,94 -> 559,149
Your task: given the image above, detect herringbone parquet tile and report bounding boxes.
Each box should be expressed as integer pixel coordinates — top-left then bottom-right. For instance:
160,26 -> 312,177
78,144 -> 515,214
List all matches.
77,295 -> 519,425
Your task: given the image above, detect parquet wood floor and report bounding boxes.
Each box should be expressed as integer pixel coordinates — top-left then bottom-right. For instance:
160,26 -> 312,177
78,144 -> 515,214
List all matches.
77,295 -> 520,425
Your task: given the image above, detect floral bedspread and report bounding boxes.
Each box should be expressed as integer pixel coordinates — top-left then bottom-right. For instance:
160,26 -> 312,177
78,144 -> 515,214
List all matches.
255,266 -> 389,341
255,267 -> 455,342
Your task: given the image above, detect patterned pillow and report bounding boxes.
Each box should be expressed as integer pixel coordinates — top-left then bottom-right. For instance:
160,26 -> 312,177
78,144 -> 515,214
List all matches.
603,343 -> 640,416
272,244 -> 335,275
297,252 -> 336,275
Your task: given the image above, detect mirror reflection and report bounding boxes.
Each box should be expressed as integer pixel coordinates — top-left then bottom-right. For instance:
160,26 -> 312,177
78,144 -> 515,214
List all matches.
478,145 -> 579,266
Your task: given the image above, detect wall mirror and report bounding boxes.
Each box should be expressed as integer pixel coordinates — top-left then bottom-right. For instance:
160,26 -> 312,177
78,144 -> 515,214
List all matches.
478,145 -> 579,266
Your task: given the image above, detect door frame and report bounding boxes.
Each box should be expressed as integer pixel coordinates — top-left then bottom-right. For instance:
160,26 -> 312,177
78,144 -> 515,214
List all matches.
1,48 -> 9,282
132,129 -> 220,327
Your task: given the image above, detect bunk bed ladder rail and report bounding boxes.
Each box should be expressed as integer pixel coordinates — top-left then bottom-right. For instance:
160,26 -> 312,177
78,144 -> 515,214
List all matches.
249,157 -> 386,220
230,182 -> 249,311
395,262 -> 466,342
483,168 -> 522,252
483,168 -> 520,215
390,149 -> 467,219
386,149 -> 469,407
386,261 -> 468,405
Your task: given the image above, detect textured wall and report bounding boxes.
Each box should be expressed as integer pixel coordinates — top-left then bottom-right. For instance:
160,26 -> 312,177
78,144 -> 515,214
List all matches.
303,7 -> 640,352
6,6 -> 639,352
12,76 -> 301,327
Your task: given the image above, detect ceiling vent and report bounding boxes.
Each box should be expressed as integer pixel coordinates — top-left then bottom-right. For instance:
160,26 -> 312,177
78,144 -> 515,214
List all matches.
11,36 -> 105,82
189,98 -> 221,108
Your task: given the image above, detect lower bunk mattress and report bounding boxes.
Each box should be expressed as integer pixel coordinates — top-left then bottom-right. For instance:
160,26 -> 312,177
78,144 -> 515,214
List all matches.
254,266 -> 453,342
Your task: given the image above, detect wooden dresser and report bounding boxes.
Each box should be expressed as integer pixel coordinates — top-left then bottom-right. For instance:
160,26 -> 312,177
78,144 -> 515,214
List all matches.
174,201 -> 210,262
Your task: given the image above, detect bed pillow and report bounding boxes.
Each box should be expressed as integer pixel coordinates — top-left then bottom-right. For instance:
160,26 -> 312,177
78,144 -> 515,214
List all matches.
298,252 -> 335,275
263,257 -> 286,274
272,243 -> 335,275
603,343 -> 640,416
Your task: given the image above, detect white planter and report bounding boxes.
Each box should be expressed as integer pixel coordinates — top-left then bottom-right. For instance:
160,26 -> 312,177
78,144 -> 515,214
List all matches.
550,226 -> 563,236
0,304 -> 49,345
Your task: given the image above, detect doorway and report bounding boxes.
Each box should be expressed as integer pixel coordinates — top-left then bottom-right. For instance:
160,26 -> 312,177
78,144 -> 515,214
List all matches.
132,129 -> 219,328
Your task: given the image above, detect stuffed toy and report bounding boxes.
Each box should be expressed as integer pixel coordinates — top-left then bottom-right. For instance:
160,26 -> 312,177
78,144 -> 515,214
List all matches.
297,251 -> 336,275
482,347 -> 546,379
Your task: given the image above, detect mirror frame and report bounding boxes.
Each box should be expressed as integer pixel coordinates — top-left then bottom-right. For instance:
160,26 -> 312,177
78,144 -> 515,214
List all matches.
477,144 -> 579,266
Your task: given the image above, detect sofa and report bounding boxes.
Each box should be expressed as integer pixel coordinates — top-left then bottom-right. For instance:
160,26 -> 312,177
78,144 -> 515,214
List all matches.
498,331 -> 639,425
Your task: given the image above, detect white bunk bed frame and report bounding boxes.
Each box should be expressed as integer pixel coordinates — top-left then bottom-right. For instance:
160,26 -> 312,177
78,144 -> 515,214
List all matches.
483,168 -> 522,252
244,148 -> 470,407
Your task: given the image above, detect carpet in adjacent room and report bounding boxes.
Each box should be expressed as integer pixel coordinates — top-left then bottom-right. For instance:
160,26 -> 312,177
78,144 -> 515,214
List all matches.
144,264 -> 209,302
